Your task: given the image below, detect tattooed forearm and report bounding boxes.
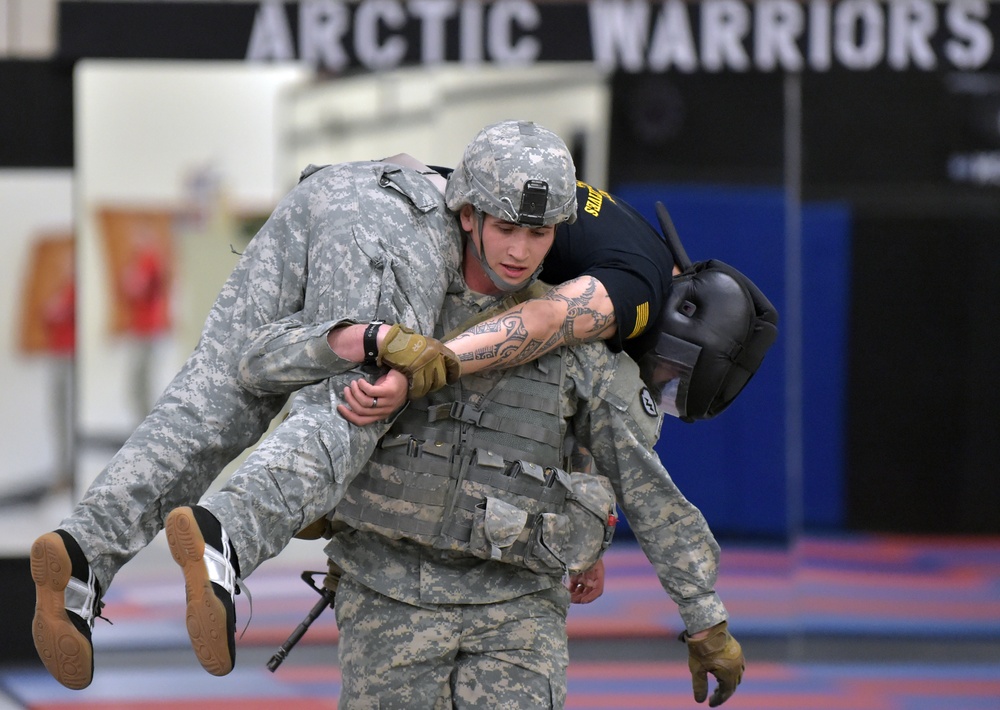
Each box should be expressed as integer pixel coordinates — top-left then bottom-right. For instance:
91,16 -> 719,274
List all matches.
453,311 -> 531,363
543,279 -> 615,345
491,335 -> 551,367
452,308 -> 556,367
447,275 -> 618,373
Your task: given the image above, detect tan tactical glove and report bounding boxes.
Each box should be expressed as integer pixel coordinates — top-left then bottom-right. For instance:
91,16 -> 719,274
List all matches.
681,621 -> 745,707
378,324 -> 461,399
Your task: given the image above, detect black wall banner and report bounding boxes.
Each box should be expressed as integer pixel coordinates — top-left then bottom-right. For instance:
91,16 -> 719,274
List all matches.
59,0 -> 999,73
0,61 -> 74,167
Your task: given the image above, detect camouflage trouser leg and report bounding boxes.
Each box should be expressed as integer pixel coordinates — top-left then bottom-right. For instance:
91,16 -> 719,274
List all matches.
57,160 -> 458,593
334,575 -> 570,710
58,218 -> 302,590
200,391 -> 388,576
200,221 -> 450,576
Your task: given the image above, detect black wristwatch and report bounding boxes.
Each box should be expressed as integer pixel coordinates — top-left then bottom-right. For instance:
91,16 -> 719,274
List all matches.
363,321 -> 384,368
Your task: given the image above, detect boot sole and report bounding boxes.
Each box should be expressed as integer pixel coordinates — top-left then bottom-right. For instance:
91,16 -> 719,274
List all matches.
165,507 -> 234,676
30,532 -> 93,690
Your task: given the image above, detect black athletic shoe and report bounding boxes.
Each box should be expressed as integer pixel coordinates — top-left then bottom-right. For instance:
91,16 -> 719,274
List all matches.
165,505 -> 241,676
30,529 -> 103,690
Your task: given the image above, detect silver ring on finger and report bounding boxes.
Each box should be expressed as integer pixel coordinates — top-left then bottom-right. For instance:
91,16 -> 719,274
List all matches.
372,397 -> 378,408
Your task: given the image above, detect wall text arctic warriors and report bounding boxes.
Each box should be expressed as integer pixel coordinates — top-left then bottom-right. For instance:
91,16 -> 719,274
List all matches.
246,0 -> 996,71
59,0 -> 998,73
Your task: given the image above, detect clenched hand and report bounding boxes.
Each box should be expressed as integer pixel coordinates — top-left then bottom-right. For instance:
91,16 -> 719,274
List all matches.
379,324 -> 461,398
681,621 -> 744,707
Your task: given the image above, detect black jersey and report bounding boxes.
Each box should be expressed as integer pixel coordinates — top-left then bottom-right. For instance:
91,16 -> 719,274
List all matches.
542,181 -> 674,359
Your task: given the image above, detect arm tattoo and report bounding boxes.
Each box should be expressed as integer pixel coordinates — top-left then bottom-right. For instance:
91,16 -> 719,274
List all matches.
546,278 -> 615,345
451,276 -> 617,368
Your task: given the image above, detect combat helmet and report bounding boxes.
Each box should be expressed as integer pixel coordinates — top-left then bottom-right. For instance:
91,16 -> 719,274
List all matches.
446,119 -> 577,291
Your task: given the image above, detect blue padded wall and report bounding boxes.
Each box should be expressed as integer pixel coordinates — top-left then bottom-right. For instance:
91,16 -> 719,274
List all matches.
614,185 -> 850,540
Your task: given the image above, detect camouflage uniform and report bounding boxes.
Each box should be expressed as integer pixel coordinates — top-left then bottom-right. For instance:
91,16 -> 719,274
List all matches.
59,160 -> 460,589
242,281 -> 726,708
201,120 -> 583,577
171,122 -> 722,707
334,574 -> 569,709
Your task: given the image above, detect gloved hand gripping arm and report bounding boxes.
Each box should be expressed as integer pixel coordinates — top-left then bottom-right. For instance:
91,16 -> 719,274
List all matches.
374,324 -> 461,398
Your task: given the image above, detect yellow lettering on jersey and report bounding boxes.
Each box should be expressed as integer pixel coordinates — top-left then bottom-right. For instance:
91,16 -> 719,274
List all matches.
628,302 -> 649,339
578,180 -> 615,218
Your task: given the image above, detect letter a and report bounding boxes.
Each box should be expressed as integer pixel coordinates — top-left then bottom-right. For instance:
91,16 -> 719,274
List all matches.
247,1 -> 296,61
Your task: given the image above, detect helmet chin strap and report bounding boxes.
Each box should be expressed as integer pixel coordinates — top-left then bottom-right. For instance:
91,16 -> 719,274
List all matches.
469,210 -> 543,293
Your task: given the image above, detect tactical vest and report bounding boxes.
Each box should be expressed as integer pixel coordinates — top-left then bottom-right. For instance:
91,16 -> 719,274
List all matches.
333,352 -> 617,576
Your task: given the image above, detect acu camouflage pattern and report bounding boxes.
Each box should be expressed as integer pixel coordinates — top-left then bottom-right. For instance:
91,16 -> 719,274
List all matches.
335,575 -> 567,709
328,285 -> 727,707
327,286 -> 574,608
60,160 -> 461,588
560,472 -> 617,572
570,344 -> 728,634
444,119 -> 578,226
330,282 -> 726,633
330,338 -> 617,576
196,161 -> 466,577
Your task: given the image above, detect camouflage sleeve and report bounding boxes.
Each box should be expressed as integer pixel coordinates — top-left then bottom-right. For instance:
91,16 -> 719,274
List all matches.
237,314 -> 360,396
237,159 -> 459,397
577,352 -> 729,634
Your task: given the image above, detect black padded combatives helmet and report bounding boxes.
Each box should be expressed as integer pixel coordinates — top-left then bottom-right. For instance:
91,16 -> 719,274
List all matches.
639,203 -> 779,423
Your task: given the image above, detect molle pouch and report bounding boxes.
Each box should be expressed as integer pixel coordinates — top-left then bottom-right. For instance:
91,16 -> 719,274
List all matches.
524,512 -> 571,575
523,473 -> 618,576
470,497 -> 529,561
562,473 -> 618,574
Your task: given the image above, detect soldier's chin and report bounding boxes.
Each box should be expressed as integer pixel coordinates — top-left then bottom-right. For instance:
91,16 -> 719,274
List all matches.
500,270 -> 531,288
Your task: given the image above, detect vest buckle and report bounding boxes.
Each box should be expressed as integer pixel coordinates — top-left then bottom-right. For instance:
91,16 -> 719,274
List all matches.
450,401 -> 484,426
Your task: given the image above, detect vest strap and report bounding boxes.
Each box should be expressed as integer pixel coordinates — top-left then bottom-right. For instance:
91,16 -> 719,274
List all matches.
450,402 -> 562,448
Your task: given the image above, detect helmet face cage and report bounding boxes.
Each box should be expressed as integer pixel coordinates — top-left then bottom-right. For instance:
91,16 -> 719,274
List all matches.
639,333 -> 701,420
641,260 -> 779,423
446,120 -> 577,227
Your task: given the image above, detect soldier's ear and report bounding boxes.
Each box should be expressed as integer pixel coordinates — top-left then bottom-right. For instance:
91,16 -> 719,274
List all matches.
459,204 -> 476,232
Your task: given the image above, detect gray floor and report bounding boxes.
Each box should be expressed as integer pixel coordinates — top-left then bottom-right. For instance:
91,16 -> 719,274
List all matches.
4,635 -> 998,710
3,494 -> 999,708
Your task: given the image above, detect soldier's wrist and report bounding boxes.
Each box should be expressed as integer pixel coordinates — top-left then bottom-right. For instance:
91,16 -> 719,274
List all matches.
363,321 -> 385,367
327,323 -> 369,363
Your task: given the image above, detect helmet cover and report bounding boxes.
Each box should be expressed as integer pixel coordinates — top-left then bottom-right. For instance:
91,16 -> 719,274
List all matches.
446,120 -> 577,226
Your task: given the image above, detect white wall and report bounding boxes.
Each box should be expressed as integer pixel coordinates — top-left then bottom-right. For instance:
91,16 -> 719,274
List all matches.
75,60 -> 311,492
0,169 -> 73,495
283,63 -> 611,186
